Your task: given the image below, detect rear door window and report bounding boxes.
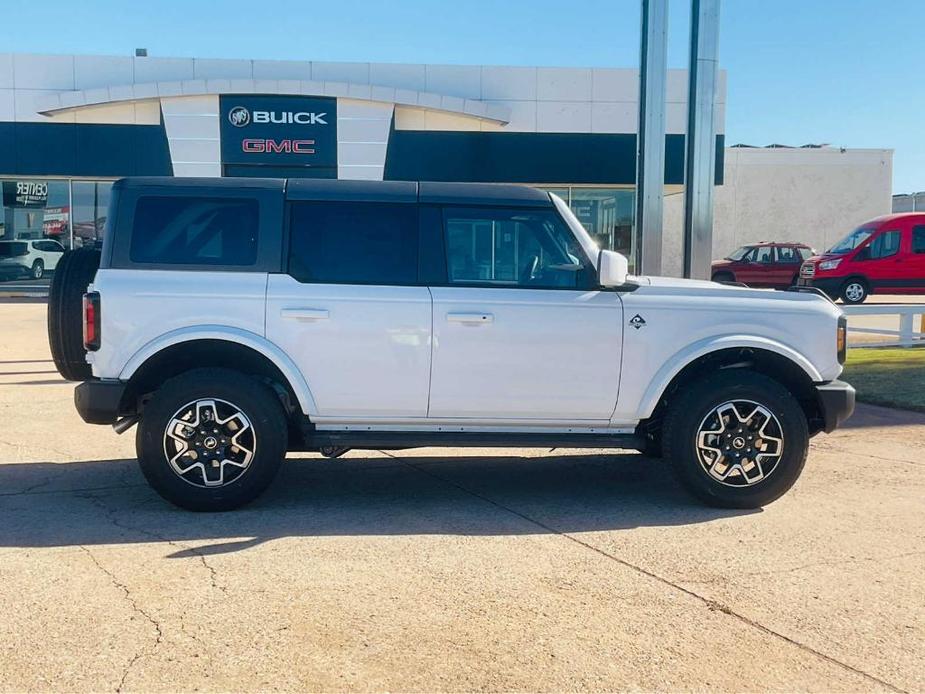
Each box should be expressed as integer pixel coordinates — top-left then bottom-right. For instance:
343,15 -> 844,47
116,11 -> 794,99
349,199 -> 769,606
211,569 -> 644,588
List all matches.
288,201 -> 418,285
777,247 -> 801,263
912,225 -> 925,254
129,196 -> 259,266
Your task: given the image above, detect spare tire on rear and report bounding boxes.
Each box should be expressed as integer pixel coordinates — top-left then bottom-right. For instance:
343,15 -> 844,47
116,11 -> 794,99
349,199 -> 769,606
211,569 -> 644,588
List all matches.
47,248 -> 101,381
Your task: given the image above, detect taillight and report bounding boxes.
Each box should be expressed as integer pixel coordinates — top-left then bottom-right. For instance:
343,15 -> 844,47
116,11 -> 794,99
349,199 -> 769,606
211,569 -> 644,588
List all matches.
83,292 -> 101,351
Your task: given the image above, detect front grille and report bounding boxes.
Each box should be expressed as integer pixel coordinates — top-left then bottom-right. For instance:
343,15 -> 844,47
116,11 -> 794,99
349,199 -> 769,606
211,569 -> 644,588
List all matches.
800,261 -> 815,278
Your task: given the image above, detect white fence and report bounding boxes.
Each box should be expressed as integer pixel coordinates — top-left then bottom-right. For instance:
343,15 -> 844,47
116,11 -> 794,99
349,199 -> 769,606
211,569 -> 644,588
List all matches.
843,304 -> 925,347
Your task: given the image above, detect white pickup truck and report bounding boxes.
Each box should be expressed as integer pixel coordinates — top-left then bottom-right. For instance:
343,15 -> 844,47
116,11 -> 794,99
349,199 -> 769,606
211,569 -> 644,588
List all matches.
47,178 -> 854,511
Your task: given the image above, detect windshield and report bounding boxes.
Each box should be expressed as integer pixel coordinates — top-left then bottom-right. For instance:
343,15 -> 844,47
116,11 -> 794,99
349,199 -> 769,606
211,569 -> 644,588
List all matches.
725,246 -> 753,261
828,226 -> 875,255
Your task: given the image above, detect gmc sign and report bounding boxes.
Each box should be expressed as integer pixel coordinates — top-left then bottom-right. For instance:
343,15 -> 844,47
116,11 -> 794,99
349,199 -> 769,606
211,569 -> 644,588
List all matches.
242,139 -> 316,154
220,95 -> 337,174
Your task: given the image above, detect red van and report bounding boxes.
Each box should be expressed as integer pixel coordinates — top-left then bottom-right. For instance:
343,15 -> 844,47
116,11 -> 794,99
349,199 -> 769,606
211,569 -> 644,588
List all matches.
799,213 -> 925,303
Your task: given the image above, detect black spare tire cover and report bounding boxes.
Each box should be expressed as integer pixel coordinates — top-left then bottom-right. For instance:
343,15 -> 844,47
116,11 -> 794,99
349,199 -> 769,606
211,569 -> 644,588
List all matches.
47,248 -> 101,382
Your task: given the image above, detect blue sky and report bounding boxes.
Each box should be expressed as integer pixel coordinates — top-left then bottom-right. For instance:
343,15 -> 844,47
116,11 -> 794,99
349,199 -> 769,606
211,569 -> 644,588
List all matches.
2,0 -> 922,193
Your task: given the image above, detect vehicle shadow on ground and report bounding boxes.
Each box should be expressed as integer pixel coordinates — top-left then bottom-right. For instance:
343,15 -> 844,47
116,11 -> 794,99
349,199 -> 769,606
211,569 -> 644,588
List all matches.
0,452 -> 755,553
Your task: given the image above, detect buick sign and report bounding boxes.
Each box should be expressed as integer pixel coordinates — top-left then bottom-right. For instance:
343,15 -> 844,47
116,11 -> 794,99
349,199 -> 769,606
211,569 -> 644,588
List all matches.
219,95 -> 337,173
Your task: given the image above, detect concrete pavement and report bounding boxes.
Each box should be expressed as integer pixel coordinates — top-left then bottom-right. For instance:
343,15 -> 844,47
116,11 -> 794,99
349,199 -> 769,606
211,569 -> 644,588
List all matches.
0,300 -> 922,692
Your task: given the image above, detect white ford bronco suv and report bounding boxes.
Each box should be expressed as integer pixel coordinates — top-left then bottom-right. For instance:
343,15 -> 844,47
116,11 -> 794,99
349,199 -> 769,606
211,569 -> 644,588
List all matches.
47,177 -> 854,512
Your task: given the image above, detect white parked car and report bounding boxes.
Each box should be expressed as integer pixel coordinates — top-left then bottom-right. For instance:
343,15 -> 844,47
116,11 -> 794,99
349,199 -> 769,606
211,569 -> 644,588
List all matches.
0,238 -> 65,279
48,178 -> 854,511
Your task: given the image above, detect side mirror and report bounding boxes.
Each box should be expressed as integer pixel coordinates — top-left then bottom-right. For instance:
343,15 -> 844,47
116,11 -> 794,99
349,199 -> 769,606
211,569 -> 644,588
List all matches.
598,250 -> 629,287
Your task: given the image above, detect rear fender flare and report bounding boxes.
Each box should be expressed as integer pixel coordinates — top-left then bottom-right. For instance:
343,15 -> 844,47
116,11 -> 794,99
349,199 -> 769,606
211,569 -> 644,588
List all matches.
119,325 -> 318,416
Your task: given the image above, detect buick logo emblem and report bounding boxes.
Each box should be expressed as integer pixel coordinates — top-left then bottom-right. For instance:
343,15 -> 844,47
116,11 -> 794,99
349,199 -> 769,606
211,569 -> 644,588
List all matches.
228,106 -> 250,127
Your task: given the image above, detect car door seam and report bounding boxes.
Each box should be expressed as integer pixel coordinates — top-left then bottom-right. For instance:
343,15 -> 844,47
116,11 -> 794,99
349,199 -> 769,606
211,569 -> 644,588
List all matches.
425,286 -> 435,418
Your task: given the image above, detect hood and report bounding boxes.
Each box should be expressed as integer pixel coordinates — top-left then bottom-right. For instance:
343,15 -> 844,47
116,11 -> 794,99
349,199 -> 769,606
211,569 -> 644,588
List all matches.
631,274 -> 836,307
635,275 -> 722,290
711,258 -> 733,268
807,251 -> 848,264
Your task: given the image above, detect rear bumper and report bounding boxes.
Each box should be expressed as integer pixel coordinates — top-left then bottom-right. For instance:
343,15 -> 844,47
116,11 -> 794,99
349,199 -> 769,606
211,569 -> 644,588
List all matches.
74,379 -> 126,424
815,379 -> 856,433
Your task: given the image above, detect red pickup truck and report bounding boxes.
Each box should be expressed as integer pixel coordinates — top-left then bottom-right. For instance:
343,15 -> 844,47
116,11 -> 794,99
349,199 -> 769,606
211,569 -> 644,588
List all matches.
798,213 -> 925,303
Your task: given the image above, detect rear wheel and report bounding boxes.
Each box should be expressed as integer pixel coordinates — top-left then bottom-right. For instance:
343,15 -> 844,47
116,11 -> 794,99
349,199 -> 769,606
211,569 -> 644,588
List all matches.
840,278 -> 868,304
31,259 -> 44,279
663,370 -> 809,508
136,368 -> 288,511
47,248 -> 101,381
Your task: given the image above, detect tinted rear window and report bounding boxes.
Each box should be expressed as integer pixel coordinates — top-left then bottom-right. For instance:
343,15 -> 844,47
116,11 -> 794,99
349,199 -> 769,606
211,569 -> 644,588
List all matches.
0,242 -> 27,257
130,196 -> 259,266
288,201 -> 418,285
913,225 -> 925,254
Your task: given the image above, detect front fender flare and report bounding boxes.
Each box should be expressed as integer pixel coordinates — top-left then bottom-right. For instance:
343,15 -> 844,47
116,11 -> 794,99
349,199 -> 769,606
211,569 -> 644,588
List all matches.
118,325 -> 319,417
636,334 -> 823,420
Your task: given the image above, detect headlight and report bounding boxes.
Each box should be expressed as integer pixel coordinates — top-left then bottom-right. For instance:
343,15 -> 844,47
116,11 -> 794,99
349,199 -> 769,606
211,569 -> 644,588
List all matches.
819,259 -> 842,271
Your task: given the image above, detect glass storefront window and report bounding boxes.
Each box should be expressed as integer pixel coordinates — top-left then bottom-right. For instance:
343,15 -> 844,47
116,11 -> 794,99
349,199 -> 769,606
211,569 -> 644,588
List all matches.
0,178 -> 114,285
72,181 -> 112,250
1,179 -> 70,246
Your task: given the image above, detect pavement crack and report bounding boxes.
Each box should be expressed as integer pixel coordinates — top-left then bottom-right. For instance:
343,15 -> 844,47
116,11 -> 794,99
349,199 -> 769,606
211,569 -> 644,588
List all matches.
381,451 -> 908,694
78,544 -> 163,692
0,482 -> 146,498
79,491 -> 229,595
813,441 -> 923,467
684,550 -> 925,581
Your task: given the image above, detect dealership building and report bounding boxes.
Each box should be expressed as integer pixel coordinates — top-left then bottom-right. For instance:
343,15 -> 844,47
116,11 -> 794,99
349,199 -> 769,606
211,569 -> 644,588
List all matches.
0,51 -> 893,281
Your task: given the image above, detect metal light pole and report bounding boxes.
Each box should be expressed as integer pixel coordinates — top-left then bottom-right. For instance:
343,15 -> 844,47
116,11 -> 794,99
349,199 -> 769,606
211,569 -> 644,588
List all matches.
683,0 -> 721,279
635,0 -> 669,275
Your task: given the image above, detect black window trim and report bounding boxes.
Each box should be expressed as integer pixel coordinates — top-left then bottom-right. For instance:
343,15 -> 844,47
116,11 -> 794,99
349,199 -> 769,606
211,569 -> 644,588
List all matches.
434,204 -> 599,292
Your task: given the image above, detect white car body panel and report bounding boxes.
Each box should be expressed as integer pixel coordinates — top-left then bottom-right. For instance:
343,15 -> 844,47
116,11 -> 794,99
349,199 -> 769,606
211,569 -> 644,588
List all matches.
428,286 -> 623,420
91,267 -> 843,431
89,268 -> 267,375
265,274 -> 432,418
612,276 -> 843,423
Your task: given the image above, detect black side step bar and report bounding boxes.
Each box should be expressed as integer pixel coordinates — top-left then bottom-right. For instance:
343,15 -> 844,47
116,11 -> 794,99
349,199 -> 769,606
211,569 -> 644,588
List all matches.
295,430 -> 644,452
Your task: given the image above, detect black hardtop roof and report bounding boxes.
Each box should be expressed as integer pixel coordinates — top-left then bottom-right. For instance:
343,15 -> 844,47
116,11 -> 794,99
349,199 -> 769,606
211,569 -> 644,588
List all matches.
113,177 -> 553,207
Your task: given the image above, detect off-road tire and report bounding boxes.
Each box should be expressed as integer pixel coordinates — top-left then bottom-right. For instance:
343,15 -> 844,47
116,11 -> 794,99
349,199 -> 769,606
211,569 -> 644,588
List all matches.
47,248 -> 101,381
662,370 -> 809,508
137,368 -> 288,511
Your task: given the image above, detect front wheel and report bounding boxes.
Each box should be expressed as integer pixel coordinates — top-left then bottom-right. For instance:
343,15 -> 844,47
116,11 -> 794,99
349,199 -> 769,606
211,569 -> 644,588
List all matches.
662,370 -> 809,508
840,278 -> 868,304
136,368 -> 288,511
